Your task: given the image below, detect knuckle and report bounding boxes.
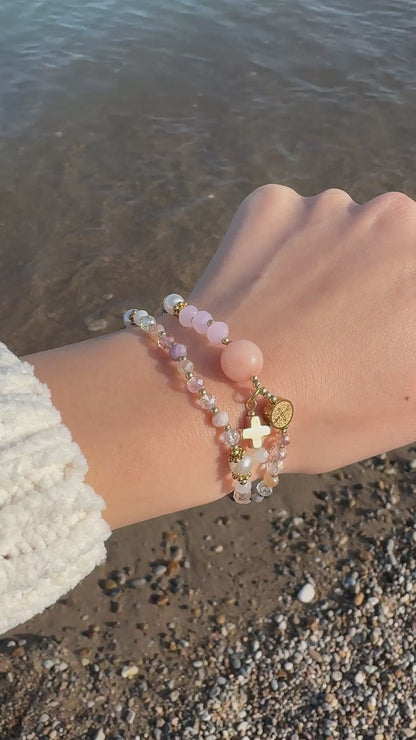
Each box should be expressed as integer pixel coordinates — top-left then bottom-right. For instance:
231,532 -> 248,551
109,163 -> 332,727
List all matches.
371,191 -> 416,220
243,183 -> 299,210
318,187 -> 352,203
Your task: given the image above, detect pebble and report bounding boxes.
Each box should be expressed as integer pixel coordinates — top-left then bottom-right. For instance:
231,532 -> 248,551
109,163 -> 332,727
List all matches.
88,318 -> 108,332
296,582 -> 316,603
93,730 -> 106,740
121,664 -> 139,679
153,564 -> 167,577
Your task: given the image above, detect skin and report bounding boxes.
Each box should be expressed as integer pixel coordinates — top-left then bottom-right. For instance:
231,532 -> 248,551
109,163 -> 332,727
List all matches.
21,184 -> 416,529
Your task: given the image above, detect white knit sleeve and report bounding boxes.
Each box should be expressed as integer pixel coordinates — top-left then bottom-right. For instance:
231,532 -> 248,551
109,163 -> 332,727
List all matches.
0,340 -> 112,635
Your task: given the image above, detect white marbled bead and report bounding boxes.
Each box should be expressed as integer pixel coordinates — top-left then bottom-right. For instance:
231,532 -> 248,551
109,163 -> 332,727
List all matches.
234,479 -> 251,495
212,410 -> 229,428
163,293 -> 185,315
251,447 -> 269,464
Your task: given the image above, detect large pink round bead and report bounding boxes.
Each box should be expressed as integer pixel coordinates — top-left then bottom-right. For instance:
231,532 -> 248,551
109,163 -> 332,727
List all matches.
220,339 -> 264,382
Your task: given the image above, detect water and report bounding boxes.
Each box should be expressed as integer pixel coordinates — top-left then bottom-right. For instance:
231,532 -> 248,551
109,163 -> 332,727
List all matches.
1,0 -> 415,350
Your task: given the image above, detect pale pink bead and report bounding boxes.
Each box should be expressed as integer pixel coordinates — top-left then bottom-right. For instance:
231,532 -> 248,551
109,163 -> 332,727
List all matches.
267,459 -> 284,476
220,339 -> 263,383
187,376 -> 204,393
233,490 -> 251,505
221,428 -> 240,446
179,304 -> 198,327
148,323 -> 165,341
282,434 -> 291,446
192,310 -> 213,334
277,448 -> 287,460
206,321 -> 229,344
212,410 -> 229,427
158,334 -> 175,350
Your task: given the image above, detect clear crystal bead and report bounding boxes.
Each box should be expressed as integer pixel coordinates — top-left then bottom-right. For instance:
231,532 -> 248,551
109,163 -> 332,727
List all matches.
198,393 -> 217,410
186,376 -> 204,393
178,359 -> 194,376
158,334 -> 175,350
221,428 -> 240,447
256,481 -> 273,498
139,314 -> 157,332
251,492 -> 265,503
267,459 -> 284,476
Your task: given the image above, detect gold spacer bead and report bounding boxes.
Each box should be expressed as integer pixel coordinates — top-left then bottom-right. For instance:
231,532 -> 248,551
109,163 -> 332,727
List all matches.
224,424 -> 231,431
221,337 -> 232,345
185,372 -> 194,380
173,301 -> 187,317
211,407 -> 219,415
207,318 -> 214,326
252,376 -> 259,385
128,309 -> 136,325
178,355 -> 187,363
270,395 -> 277,404
199,389 -> 207,396
232,472 -> 252,480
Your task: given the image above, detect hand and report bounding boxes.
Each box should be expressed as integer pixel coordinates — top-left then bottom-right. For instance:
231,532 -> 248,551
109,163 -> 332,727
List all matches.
187,184 -> 416,474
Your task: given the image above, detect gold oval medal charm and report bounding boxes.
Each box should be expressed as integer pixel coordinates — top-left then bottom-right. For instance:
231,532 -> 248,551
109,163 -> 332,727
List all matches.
263,398 -> 294,430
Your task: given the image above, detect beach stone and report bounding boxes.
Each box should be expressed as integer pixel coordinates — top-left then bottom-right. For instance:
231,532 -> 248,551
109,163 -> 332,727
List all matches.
93,730 -> 106,740
296,583 -> 316,603
121,664 -> 139,679
88,319 -> 108,332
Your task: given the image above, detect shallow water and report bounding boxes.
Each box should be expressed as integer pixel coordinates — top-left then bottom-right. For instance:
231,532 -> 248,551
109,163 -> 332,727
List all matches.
0,0 -> 415,350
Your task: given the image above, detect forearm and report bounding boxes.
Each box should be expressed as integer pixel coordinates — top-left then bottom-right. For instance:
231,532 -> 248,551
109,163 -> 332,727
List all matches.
21,322 -> 265,530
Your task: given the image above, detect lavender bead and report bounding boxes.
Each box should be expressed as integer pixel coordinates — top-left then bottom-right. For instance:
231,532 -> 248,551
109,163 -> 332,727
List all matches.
169,343 -> 187,361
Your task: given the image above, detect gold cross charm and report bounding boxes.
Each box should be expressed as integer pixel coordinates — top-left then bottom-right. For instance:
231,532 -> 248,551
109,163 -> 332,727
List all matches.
242,415 -> 271,449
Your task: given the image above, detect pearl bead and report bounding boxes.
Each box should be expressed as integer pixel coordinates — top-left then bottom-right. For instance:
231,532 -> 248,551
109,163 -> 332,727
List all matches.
251,447 -> 269,464
282,434 -> 291,446
163,293 -> 185,315
220,339 -> 264,382
212,410 -> 229,427
234,479 -> 251,495
232,455 -> 253,476
179,304 -> 198,327
123,308 -> 145,328
206,321 -> 229,344
192,310 -> 213,334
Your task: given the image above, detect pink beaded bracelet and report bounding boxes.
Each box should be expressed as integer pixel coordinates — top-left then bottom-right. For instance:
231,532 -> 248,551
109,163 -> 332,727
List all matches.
161,294 -> 294,504
123,307 -> 252,501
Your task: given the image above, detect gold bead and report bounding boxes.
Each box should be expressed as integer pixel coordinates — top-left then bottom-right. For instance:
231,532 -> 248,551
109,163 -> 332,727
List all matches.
221,337 -> 232,345
270,395 -> 277,404
199,389 -> 207,396
185,372 -> 194,380
211,407 -> 219,415
173,301 -> 187,317
207,318 -> 214,326
224,424 -> 231,431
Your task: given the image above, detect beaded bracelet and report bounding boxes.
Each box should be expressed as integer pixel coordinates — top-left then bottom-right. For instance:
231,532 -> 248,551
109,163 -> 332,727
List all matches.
161,294 -> 294,503
122,307 -> 251,503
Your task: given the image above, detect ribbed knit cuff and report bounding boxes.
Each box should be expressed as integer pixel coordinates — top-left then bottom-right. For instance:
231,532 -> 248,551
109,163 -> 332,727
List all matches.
0,340 -> 112,635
